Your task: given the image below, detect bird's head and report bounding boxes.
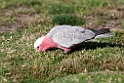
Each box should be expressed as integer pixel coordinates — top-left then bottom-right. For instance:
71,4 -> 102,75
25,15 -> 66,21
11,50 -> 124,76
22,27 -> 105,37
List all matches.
34,36 -> 45,52
34,36 -> 57,52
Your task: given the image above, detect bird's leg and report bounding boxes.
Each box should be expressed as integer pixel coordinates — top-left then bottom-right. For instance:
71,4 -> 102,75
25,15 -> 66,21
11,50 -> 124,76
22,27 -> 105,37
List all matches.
57,45 -> 71,54
63,48 -> 71,54
60,49 -> 71,55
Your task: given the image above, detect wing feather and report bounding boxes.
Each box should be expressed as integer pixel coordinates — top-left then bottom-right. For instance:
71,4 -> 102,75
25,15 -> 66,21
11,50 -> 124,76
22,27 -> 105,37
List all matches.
47,25 -> 96,48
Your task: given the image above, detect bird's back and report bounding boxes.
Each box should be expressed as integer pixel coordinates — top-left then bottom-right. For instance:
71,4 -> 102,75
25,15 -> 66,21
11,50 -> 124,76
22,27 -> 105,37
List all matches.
47,25 -> 96,48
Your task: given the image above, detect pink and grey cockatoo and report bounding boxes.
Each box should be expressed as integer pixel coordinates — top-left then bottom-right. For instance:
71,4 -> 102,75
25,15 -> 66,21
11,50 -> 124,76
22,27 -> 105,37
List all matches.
34,25 -> 113,53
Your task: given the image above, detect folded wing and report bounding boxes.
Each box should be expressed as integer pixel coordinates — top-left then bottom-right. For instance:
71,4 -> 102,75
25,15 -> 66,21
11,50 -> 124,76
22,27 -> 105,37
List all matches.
47,25 -> 96,48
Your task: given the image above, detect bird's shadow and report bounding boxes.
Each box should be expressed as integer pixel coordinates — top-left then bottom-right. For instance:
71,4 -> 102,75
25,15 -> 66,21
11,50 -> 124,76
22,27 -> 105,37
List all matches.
47,41 -> 124,54
70,41 -> 124,53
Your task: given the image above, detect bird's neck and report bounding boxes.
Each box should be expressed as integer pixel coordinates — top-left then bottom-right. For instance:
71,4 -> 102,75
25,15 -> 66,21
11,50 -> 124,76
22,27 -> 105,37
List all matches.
44,36 -> 57,48
43,36 -> 71,53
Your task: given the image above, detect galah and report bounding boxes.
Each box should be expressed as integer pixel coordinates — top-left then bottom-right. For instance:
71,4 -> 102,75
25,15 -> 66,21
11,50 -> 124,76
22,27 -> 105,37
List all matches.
34,25 -> 113,53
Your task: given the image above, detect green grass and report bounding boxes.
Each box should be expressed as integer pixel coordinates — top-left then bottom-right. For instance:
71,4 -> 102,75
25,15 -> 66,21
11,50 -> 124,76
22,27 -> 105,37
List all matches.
121,19 -> 124,30
52,14 -> 85,25
0,0 -> 124,83
51,71 -> 124,83
118,0 -> 124,4
49,4 -> 74,14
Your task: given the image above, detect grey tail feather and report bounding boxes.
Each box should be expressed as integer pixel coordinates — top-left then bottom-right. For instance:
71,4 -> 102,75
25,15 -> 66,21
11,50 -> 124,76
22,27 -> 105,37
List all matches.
95,32 -> 114,38
94,28 -> 114,38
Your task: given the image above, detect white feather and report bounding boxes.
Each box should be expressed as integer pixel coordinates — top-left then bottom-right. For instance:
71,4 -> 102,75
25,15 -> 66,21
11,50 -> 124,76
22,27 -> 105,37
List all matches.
34,36 -> 45,51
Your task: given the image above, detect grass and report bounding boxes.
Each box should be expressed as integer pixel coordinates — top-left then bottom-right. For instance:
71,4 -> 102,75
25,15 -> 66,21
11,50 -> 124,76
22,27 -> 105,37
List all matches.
121,19 -> 124,30
52,14 -> 85,25
0,0 -> 124,83
48,4 -> 74,14
51,71 -> 124,83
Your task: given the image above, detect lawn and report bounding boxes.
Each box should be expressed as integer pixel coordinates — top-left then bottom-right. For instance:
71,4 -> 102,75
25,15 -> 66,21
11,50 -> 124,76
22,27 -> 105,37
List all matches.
0,0 -> 124,83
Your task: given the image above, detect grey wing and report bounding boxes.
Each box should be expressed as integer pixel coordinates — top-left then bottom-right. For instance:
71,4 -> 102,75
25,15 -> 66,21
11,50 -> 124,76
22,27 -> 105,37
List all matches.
47,25 -> 72,38
50,25 -> 96,48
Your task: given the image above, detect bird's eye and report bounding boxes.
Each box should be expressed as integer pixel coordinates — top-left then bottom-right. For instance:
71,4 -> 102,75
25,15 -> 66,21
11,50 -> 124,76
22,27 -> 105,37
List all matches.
37,46 -> 39,49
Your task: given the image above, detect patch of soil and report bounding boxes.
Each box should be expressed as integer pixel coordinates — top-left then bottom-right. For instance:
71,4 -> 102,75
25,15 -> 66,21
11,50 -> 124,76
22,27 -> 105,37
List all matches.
82,5 -> 124,31
0,5 -> 124,32
0,6 -> 40,32
0,22 -> 20,31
